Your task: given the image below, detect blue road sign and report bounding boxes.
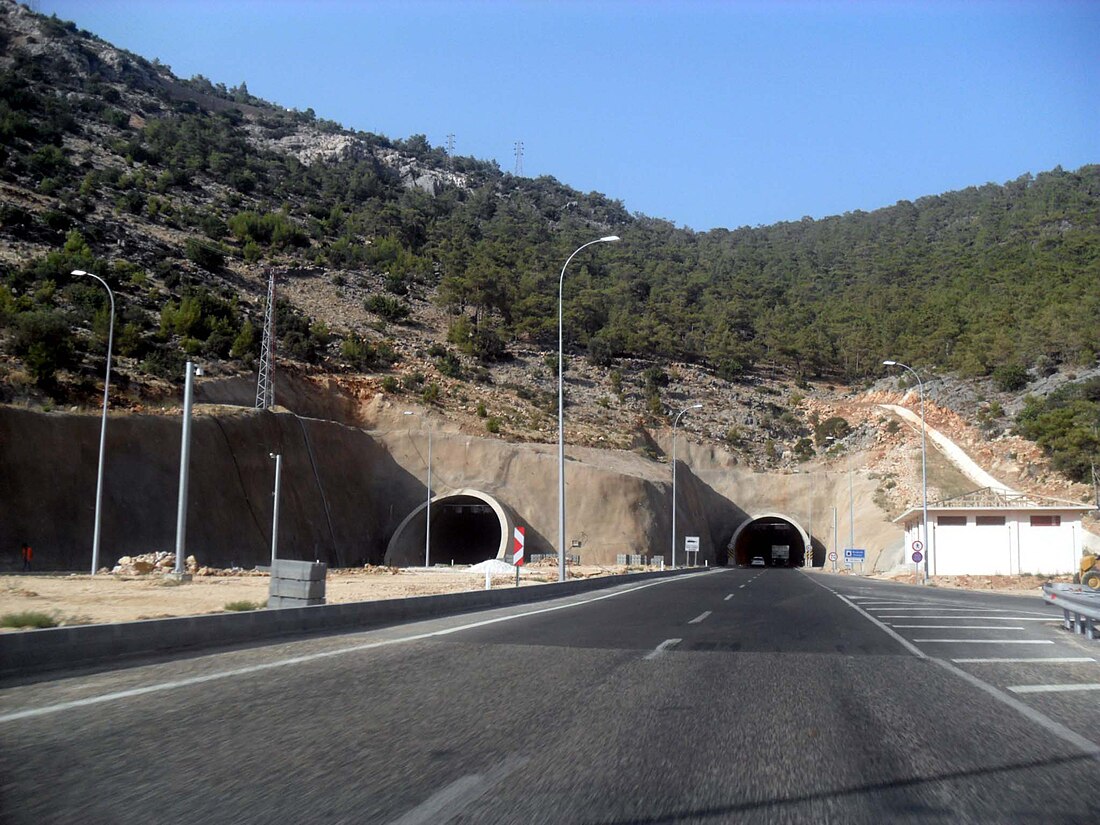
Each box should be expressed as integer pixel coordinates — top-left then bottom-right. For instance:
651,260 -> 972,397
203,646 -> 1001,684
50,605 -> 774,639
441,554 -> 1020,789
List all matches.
844,548 -> 866,560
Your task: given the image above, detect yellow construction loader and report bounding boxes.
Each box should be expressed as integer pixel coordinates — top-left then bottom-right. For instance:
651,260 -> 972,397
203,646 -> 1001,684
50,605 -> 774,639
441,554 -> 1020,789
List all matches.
1079,553 -> 1100,590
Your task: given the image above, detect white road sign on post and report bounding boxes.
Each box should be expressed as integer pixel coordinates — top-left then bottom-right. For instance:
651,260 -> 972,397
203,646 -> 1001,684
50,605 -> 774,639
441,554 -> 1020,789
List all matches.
685,536 -> 700,567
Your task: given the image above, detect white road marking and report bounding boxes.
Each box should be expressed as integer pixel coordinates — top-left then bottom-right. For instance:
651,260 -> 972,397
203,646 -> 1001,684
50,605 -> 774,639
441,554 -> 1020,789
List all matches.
724,594 -> 734,601
0,574 -> 712,724
1008,683 -> 1100,695
912,639 -> 1054,644
801,572 -> 1100,759
867,607 -> 1039,613
739,584 -> 746,589
688,611 -> 711,624
802,578 -> 926,659
891,625 -> 1025,630
952,657 -> 1096,664
389,756 -> 528,825
644,638 -> 682,660
877,616 -> 1054,621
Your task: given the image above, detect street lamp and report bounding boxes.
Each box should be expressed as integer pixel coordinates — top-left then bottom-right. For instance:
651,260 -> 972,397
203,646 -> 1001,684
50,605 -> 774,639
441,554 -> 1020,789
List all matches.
884,360 -> 929,583
404,410 -> 432,568
174,361 -> 202,576
73,270 -> 114,576
671,403 -> 702,569
826,435 -> 855,555
269,452 -> 282,567
558,235 -> 620,582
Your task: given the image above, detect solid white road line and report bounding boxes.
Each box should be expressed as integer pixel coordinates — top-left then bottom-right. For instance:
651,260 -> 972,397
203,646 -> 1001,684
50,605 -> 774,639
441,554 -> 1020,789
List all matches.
0,574 -> 712,724
802,577 -> 926,659
724,594 -> 734,601
1008,683 -> 1100,695
877,616 -> 1054,621
891,625 -> 1025,630
952,657 -> 1096,664
688,611 -> 712,624
912,639 -> 1054,644
867,607 -> 1039,613
644,638 -> 682,660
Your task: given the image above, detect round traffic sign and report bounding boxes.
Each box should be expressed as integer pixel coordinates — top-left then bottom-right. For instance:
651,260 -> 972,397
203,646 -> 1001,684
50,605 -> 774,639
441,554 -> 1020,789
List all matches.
828,551 -> 838,562
912,550 -> 923,563
912,540 -> 924,552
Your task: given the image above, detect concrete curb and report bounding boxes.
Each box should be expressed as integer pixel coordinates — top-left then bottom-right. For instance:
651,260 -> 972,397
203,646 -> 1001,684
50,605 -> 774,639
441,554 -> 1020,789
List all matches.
0,568 -> 703,678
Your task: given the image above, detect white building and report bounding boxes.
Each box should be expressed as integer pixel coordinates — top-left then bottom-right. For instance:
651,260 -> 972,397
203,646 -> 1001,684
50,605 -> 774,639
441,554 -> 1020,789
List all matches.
894,488 -> 1095,577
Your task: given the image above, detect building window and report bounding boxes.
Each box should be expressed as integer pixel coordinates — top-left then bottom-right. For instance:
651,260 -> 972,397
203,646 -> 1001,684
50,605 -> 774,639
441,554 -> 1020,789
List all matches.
976,516 -> 1006,526
937,516 -> 967,526
1030,515 -> 1061,527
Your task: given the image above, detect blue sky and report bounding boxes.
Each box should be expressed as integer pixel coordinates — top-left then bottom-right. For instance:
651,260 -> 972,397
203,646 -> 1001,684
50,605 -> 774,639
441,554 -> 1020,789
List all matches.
39,1 -> 1099,231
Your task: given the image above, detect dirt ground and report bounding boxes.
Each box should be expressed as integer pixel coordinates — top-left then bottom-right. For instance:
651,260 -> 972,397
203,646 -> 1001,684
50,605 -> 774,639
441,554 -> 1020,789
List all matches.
870,571 -> 1071,594
0,563 -> 637,628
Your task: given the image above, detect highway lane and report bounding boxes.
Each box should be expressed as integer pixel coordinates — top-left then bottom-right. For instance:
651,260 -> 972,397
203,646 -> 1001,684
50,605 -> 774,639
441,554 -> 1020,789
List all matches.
1,568 -> 1098,823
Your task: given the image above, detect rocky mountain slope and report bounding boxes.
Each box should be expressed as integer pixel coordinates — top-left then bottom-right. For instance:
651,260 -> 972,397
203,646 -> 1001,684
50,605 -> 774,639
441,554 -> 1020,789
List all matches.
0,0 -> 1096,533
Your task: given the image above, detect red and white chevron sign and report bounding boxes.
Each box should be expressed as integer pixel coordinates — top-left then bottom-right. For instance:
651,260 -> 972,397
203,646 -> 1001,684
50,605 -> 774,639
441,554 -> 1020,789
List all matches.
513,526 -> 525,566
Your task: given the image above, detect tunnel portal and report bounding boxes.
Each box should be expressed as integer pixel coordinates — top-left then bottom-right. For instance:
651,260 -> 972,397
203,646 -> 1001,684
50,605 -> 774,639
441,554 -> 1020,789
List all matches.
385,490 -> 510,567
729,514 -> 812,568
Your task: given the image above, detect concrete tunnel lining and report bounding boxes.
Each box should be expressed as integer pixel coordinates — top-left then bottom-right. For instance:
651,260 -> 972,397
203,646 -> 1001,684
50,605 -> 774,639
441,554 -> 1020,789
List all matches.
728,513 -> 812,567
384,488 -> 515,567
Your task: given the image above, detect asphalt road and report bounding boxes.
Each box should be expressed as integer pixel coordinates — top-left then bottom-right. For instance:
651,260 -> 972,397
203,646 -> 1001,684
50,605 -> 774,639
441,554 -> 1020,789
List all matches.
2,569 -> 1098,824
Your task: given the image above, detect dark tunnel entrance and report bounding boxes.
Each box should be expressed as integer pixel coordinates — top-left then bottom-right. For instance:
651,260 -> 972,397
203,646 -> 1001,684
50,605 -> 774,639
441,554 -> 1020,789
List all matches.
729,515 -> 810,568
385,491 -> 508,567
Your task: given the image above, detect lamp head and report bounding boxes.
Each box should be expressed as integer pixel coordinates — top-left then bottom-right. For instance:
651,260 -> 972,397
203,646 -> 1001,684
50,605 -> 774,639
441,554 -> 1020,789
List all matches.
403,411 -> 415,417
883,360 -> 897,366
71,269 -> 88,276
691,403 -> 703,409
599,235 -> 620,243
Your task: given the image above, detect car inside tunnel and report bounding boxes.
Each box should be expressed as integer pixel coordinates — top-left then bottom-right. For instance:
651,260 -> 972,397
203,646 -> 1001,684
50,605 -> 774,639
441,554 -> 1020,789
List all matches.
730,516 -> 809,567
387,493 -> 505,567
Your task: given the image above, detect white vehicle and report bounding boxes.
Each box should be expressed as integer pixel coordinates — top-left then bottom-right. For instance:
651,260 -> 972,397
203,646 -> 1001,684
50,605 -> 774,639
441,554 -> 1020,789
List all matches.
751,556 -> 766,567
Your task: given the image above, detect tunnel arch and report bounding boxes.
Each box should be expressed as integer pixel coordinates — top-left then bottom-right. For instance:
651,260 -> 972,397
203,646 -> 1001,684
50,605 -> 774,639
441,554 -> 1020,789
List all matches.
728,513 -> 814,568
384,488 -> 515,567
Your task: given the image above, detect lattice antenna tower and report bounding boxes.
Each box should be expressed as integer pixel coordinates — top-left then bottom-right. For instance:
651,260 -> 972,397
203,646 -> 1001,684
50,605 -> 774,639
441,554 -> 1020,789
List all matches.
513,141 -> 524,176
445,133 -> 455,165
255,268 -> 276,409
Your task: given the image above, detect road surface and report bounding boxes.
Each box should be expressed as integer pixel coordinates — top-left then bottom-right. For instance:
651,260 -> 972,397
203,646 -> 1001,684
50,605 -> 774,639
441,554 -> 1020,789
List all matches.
2,569 -> 1098,823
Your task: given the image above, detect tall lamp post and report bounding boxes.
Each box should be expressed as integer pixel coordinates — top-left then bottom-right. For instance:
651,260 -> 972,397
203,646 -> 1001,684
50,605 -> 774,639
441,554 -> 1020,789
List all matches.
404,410 -> 432,568
73,270 -> 114,576
884,360 -> 929,583
174,361 -> 202,576
671,403 -> 702,569
558,235 -> 620,582
827,435 -> 855,554
269,452 -> 282,567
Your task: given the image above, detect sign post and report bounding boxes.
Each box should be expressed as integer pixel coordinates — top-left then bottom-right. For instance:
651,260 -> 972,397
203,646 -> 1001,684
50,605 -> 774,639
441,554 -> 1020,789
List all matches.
685,536 -> 700,567
911,540 -> 924,581
844,548 -> 866,575
514,526 -> 525,587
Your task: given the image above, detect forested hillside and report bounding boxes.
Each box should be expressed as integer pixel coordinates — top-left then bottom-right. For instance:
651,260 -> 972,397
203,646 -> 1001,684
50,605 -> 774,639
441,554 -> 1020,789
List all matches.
0,2 -> 1097,480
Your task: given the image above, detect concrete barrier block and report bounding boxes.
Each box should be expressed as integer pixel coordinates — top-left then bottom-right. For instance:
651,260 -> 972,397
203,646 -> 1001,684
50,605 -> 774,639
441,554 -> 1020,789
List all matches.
267,595 -> 325,609
270,560 -> 326,581
269,578 -> 326,600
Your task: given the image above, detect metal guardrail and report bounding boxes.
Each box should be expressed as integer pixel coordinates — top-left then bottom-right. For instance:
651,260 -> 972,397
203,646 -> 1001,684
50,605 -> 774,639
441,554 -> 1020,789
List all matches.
1042,582 -> 1100,640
